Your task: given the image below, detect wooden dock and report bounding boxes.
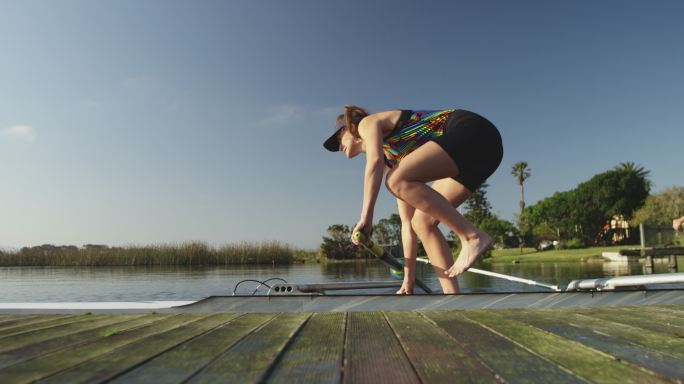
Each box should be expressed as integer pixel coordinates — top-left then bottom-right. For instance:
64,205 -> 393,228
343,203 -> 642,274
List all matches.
0,305 -> 683,383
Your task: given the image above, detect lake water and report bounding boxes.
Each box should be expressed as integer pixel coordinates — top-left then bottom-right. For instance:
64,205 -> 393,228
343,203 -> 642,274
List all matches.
1,258 -> 681,302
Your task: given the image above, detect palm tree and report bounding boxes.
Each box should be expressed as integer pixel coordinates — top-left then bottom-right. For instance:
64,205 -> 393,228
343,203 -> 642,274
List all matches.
615,161 -> 648,176
511,161 -> 532,215
615,162 -> 651,190
512,162 -> 531,253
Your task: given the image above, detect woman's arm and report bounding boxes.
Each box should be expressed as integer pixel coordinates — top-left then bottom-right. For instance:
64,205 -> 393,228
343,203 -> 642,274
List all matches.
352,116 -> 386,241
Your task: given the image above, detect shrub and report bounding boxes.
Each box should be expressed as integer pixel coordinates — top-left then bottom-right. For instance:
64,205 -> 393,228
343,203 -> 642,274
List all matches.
561,237 -> 586,249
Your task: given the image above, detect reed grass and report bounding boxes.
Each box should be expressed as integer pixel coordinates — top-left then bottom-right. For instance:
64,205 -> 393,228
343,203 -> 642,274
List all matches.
0,241 -> 299,266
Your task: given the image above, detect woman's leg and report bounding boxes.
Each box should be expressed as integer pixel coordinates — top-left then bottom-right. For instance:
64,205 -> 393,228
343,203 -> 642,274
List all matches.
385,141 -> 493,277
396,198 -> 417,294
411,178 -> 472,293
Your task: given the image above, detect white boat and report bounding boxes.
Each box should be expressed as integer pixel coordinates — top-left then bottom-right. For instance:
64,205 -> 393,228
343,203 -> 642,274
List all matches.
1,273 -> 683,314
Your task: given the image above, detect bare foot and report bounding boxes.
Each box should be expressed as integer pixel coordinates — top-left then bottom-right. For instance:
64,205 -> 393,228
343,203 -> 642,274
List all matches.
396,281 -> 414,295
445,231 -> 493,277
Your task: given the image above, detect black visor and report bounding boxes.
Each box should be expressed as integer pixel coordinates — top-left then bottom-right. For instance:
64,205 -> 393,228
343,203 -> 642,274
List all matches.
323,119 -> 346,152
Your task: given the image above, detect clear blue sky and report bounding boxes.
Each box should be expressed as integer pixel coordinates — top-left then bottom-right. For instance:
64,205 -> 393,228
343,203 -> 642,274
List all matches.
1,1 -> 683,249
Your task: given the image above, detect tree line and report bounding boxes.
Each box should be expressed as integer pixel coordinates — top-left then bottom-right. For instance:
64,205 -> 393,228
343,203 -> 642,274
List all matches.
320,181 -> 518,260
320,161 -> 684,259
521,162 -> 652,246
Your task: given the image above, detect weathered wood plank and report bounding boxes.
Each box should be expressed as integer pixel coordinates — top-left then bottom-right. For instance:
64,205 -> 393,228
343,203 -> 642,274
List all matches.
0,314 -> 197,383
0,315 -> 160,370
0,315 -> 44,328
342,311 -> 420,384
529,310 -> 684,360
0,307 -> 679,384
0,315 -> 42,322
462,310 -> 671,384
37,314 -> 235,384
605,306 -> 684,327
505,309 -> 684,381
573,307 -> 684,337
110,313 -> 276,384
187,312 -> 310,384
384,311 -> 499,383
650,305 -> 684,317
423,311 -> 585,384
0,317 -> 17,327
0,315 -> 139,353
0,315 -> 78,337
266,312 -> 345,384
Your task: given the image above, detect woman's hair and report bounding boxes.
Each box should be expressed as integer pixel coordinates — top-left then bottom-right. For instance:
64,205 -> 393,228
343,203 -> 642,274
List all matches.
337,105 -> 369,140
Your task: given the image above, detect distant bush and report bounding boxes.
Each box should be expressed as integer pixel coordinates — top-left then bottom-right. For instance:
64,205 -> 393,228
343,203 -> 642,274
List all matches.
676,233 -> 684,247
320,224 -> 366,260
559,238 -> 586,249
632,186 -> 684,227
293,249 -> 319,263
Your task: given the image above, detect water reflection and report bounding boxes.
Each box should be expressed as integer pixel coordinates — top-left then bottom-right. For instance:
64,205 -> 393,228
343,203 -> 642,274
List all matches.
601,260 -> 641,276
0,256 -> 681,302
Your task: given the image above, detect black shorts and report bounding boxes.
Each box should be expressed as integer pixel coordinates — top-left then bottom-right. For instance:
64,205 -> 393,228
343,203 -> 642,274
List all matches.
432,109 -> 503,192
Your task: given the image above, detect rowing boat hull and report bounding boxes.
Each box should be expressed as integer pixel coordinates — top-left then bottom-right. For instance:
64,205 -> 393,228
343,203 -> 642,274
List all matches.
1,289 -> 683,314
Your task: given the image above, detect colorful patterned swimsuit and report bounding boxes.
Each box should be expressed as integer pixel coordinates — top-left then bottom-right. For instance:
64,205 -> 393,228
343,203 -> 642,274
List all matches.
381,108 -> 503,192
382,109 -> 454,168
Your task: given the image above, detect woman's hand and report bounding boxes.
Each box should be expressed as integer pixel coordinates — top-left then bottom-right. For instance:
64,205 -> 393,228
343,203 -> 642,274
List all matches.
351,217 -> 373,245
396,280 -> 414,295
674,216 -> 684,232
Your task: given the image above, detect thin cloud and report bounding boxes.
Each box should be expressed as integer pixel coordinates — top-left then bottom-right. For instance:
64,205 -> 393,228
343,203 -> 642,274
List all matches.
259,105 -> 301,126
258,104 -> 339,127
121,75 -> 191,114
2,125 -> 36,142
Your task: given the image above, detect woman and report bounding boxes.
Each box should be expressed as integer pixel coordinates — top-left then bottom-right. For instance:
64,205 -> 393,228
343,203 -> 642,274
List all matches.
324,105 -> 503,294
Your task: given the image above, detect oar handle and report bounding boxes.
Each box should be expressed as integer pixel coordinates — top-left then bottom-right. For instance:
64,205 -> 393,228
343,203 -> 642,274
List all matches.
353,231 -> 433,294
352,232 -> 385,256
352,231 -> 365,243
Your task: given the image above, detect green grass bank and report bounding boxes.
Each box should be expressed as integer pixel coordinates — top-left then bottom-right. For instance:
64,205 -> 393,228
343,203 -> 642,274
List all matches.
487,245 -> 625,264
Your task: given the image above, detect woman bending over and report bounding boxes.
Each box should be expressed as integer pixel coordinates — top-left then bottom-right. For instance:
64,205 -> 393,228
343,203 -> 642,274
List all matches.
324,105 -> 503,294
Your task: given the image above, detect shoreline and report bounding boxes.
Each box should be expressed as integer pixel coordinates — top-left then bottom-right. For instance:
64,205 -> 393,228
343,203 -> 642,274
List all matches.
1,244 -> 654,267
487,245 -> 627,264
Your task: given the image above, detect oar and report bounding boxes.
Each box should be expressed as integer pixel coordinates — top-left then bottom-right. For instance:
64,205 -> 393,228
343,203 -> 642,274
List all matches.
415,257 -> 561,291
352,232 -> 433,294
